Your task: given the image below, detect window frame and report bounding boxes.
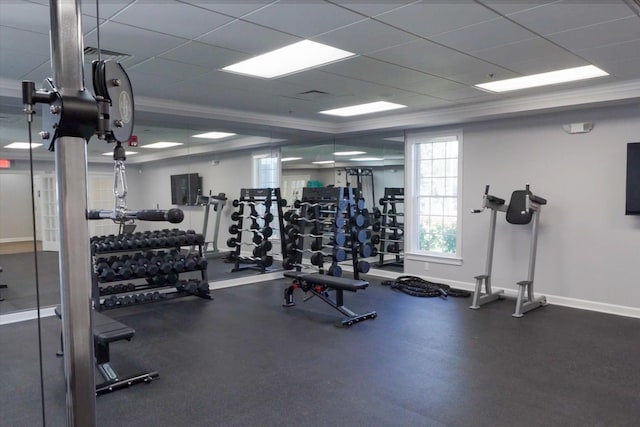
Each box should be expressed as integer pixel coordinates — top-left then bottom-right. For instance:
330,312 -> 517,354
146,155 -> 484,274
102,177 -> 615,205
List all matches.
405,128 -> 463,265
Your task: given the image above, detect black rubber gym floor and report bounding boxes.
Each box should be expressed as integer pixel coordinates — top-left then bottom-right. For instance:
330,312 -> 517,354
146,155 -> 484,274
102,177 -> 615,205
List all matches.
1,276 -> 639,426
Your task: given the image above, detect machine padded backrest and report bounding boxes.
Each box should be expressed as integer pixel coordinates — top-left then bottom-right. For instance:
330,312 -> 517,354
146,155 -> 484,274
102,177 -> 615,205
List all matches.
506,190 -> 533,225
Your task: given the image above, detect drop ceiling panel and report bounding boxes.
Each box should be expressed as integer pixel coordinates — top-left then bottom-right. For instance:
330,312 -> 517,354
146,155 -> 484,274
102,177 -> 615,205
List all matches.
321,57 -> 432,87
0,2 -> 50,35
367,38 -> 474,69
577,39 -> 640,79
178,0 -> 277,19
390,94 -> 455,109
408,53 -> 506,79
159,41 -> 249,70
0,26 -> 51,57
507,0 -> 636,35
429,18 -> 538,53
19,60 -> 51,83
278,70 -> 398,97
476,0 -> 558,16
196,20 -> 299,55
375,2 -> 499,38
394,77 -> 470,96
329,0 -> 417,17
429,86 -> 491,101
506,51 -> 588,75
110,1 -> 233,39
470,37 -> 577,69
442,63 -> 518,85
547,16 -> 640,51
0,48 -> 48,80
241,1 -> 366,38
313,19 -> 417,55
129,58 -> 210,81
80,0 -> 136,19
83,22 -> 186,61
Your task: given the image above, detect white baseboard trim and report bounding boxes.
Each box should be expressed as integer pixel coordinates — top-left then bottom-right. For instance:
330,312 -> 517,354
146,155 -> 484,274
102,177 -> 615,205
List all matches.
0,306 -> 56,325
393,272 -> 640,319
0,237 -> 34,244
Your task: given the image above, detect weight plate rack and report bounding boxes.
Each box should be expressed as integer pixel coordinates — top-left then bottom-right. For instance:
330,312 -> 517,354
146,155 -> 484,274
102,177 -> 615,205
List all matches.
90,228 -> 212,311
375,187 -> 405,267
228,187 -> 286,273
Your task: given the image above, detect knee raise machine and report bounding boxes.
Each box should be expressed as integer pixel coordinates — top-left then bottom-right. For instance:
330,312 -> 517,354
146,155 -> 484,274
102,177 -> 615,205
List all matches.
470,184 -> 548,317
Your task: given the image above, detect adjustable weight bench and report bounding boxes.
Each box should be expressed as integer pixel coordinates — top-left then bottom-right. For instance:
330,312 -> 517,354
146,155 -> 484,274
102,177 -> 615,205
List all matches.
283,272 -> 377,326
55,306 -> 159,395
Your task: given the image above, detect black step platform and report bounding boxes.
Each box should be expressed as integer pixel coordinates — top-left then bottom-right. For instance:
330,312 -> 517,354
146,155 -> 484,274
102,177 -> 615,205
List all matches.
54,305 -> 158,395
283,272 -> 376,326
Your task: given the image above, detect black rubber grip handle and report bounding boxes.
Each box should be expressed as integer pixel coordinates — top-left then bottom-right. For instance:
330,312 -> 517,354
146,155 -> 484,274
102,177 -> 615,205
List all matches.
136,208 -> 184,223
87,209 -> 109,219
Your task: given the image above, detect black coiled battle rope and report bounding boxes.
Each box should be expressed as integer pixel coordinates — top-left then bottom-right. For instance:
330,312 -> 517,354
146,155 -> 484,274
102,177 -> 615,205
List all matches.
381,276 -> 471,298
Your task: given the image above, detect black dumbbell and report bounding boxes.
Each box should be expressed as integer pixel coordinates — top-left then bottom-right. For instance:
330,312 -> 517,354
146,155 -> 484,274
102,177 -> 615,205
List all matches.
103,296 -> 118,309
327,263 -> 343,277
357,261 -> 370,274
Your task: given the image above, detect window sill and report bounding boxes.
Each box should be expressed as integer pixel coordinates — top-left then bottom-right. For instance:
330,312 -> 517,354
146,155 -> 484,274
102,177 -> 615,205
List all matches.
405,252 -> 463,266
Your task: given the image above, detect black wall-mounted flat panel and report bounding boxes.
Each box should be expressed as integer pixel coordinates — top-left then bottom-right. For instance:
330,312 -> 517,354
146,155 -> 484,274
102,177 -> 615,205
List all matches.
626,142 -> 640,215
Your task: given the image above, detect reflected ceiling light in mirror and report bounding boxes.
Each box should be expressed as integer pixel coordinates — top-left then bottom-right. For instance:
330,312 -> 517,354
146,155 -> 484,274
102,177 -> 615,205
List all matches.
192,131 -> 236,139
5,142 -> 43,149
222,40 -> 355,79
312,160 -> 335,165
349,157 -> 383,161
281,157 -> 303,162
142,142 -> 184,149
334,151 -> 366,156
475,65 -> 608,93
319,101 -> 407,117
102,151 -> 137,156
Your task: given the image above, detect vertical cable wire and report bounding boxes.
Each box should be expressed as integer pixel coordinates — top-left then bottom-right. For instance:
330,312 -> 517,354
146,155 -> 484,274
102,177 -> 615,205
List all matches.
27,118 -> 47,427
96,0 -> 101,62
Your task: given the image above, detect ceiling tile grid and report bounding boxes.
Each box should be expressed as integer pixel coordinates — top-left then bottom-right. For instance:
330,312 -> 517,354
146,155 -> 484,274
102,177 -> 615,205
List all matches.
108,1 -> 235,39
0,0 -> 639,142
241,1 -> 367,38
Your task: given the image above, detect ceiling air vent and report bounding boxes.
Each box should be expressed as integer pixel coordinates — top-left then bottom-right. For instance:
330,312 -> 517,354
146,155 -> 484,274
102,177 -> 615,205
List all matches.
83,46 -> 132,62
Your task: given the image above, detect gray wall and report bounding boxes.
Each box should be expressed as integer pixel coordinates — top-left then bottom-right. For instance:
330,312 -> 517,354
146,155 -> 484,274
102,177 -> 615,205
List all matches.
404,103 -> 640,311
127,151 -> 254,251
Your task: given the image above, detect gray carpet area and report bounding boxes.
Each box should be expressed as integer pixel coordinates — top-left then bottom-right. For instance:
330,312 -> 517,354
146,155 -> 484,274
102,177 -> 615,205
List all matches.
1,276 -> 639,427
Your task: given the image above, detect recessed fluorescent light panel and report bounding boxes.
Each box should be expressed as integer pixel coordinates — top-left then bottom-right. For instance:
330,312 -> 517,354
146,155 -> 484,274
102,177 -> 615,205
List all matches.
4,142 -> 43,149
102,151 -> 137,156
350,157 -> 383,161
192,132 -> 236,139
319,101 -> 407,117
222,40 -> 355,79
312,160 -> 335,165
281,157 -> 303,162
475,65 -> 608,93
334,151 -> 366,156
142,142 -> 184,149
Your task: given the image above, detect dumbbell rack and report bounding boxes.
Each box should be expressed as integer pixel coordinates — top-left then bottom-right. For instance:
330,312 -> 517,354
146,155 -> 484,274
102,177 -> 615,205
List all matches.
376,188 -> 405,268
283,187 -> 373,280
90,229 -> 212,311
229,187 -> 286,273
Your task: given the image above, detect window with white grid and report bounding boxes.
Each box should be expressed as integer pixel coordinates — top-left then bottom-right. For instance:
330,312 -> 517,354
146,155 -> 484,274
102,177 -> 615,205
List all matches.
414,133 -> 461,256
